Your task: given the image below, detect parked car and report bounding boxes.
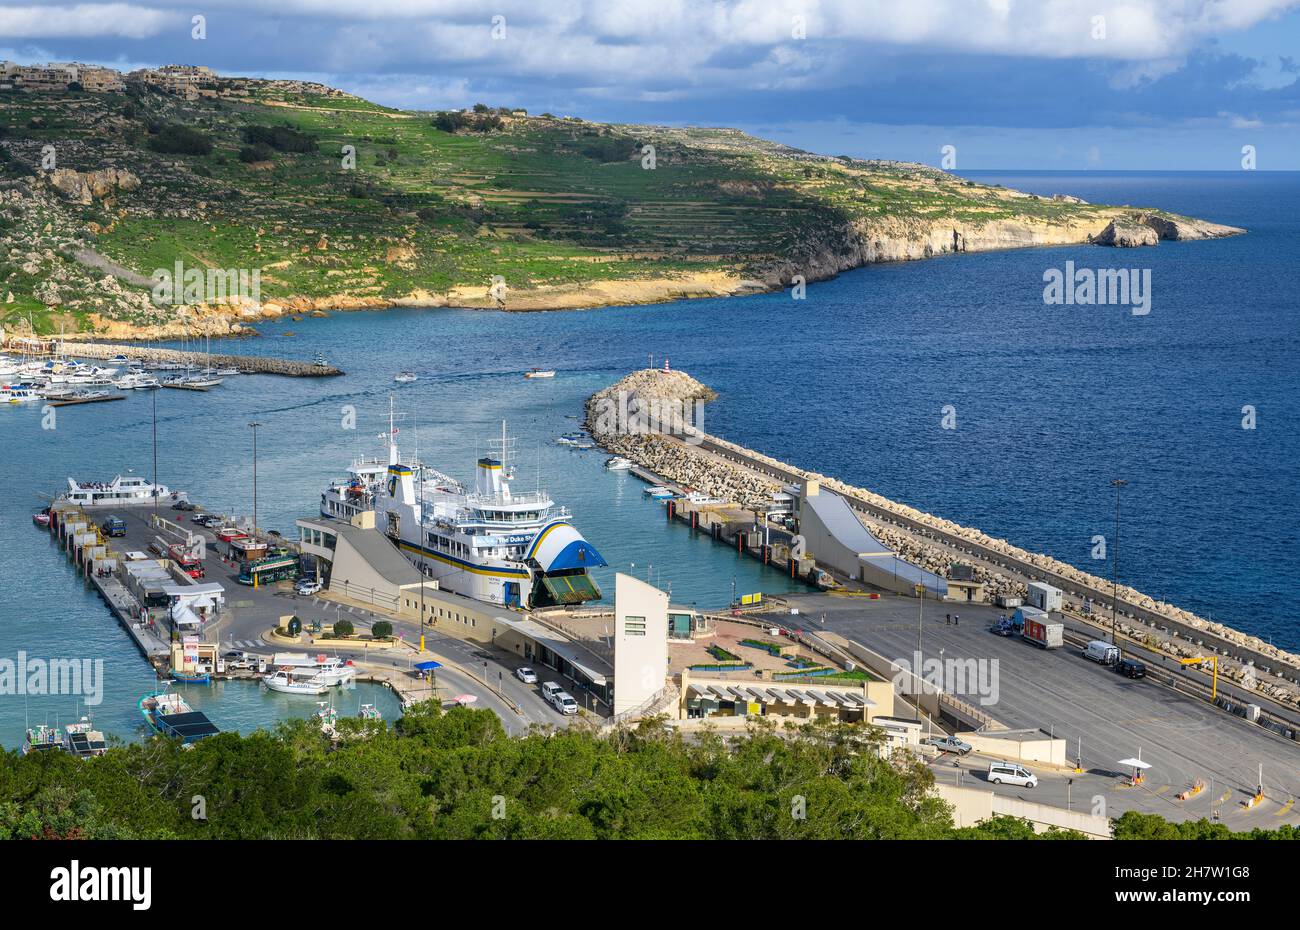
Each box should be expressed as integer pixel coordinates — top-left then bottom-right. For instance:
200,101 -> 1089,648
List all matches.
171,500 -> 196,511
295,579 -> 322,596
1117,658 -> 1147,679
222,650 -> 246,660
987,761 -> 1038,788
923,735 -> 972,755
515,666 -> 538,684
553,691 -> 579,715
989,618 -> 1015,637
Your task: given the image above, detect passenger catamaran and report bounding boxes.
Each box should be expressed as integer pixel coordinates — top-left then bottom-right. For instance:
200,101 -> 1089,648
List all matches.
323,411 -> 607,609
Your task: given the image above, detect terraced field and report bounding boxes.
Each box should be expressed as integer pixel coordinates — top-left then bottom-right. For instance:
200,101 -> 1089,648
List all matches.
0,79 -> 1235,337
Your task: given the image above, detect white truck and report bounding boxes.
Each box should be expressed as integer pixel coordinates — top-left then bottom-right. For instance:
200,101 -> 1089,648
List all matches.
1083,639 -> 1120,665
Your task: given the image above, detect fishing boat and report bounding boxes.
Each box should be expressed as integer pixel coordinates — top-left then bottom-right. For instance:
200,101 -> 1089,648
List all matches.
604,456 -> 633,470
32,508 -> 51,527
170,668 -> 211,685
262,668 -> 330,695
393,371 -> 418,383
64,716 -> 108,758
266,653 -> 357,686
524,368 -> 556,379
325,407 -> 607,609
643,486 -> 675,499
315,701 -> 339,737
573,440 -> 595,450
22,723 -> 64,755
358,703 -> 382,721
139,687 -> 220,743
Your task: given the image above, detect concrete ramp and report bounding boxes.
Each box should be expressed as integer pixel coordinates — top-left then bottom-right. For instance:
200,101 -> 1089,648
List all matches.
800,486 -> 947,597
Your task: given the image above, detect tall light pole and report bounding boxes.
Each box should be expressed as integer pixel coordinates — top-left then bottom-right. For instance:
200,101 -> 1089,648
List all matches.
914,582 -> 926,722
1110,478 -> 1128,651
151,386 -> 158,518
249,421 -> 262,535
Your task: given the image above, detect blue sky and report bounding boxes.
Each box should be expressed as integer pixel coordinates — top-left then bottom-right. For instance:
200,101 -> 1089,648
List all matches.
3,0 -> 1299,168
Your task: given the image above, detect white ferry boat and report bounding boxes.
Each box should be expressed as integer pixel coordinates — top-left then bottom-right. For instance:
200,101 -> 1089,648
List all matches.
59,473 -> 173,507
325,412 -> 607,609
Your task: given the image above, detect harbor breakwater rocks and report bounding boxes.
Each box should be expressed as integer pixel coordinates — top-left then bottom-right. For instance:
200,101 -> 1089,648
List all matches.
587,369 -> 1299,709
61,342 -> 343,376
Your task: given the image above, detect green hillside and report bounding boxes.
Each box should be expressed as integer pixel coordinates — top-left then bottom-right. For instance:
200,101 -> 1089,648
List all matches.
0,80 -> 1236,337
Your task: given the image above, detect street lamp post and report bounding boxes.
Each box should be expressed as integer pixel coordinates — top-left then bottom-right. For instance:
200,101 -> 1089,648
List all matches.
914,582 -> 926,722
1110,478 -> 1128,652
249,421 -> 262,535
151,387 -> 158,518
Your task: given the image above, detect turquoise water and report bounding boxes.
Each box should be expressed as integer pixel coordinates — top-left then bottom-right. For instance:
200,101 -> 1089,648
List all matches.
3,170 -> 1294,747
0,321 -> 803,747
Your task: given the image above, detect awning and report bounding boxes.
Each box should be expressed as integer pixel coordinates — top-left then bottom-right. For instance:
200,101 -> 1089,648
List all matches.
414,660 -> 442,671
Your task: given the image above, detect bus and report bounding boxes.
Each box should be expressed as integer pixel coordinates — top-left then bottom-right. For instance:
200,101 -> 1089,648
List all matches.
237,555 -> 299,587
101,515 -> 127,537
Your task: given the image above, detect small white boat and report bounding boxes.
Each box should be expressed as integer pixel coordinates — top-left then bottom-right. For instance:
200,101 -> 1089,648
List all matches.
263,669 -> 329,695
524,368 -> 556,379
394,371 -> 418,383
643,485 -> 675,499
3,384 -> 40,403
555,436 -> 577,446
574,441 -> 594,450
605,456 -> 633,471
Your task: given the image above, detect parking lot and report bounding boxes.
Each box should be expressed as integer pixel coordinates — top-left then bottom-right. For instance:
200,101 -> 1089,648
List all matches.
774,591 -> 1300,826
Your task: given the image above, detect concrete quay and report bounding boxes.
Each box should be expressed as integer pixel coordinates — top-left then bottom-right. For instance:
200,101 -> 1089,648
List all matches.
586,369 -> 1300,714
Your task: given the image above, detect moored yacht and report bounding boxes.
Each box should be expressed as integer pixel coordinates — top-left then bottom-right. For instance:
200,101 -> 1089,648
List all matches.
59,473 -> 173,507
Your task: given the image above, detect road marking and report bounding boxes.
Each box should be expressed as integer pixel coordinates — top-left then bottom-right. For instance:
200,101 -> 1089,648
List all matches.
1274,798 -> 1295,817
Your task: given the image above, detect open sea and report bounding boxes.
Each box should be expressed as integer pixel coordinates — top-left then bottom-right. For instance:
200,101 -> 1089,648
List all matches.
1,170 -> 1295,746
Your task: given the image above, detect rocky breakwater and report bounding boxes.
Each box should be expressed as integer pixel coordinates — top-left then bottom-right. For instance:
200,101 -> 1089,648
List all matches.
586,369 -> 1299,711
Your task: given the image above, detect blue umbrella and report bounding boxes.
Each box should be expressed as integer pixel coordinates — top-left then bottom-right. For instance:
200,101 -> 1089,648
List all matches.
414,660 -> 442,671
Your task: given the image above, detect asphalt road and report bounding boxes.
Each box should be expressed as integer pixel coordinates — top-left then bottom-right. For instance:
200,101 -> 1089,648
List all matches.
776,592 -> 1300,827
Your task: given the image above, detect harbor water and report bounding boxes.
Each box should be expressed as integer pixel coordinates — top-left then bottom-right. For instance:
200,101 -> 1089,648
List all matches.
1,170 -> 1296,746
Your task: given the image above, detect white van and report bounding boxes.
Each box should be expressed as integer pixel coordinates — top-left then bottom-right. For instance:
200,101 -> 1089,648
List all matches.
540,681 -> 562,703
988,762 -> 1038,788
1083,639 -> 1120,666
553,691 -> 579,715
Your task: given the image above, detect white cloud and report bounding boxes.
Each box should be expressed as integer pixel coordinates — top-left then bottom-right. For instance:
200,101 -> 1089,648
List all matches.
0,4 -> 179,39
27,1 -> 1296,61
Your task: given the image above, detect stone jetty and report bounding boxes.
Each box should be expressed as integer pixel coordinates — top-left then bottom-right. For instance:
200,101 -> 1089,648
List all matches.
588,369 -> 1300,711
59,341 -> 343,376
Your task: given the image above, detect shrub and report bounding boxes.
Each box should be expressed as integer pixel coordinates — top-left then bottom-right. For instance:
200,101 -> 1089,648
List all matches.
147,123 -> 213,156
286,617 -> 302,636
371,621 -> 393,639
241,124 -> 316,153
333,618 -> 354,637
238,143 -> 274,163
